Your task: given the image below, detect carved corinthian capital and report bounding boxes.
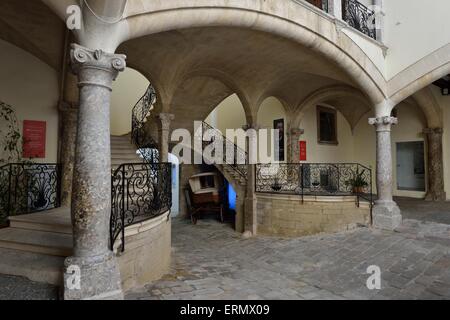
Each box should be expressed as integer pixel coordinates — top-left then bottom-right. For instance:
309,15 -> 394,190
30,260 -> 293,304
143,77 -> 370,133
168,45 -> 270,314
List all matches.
70,44 -> 127,90
369,116 -> 398,132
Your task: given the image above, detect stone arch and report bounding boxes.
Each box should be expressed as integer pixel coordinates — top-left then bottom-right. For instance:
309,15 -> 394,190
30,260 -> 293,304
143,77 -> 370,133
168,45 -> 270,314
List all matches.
123,0 -> 386,105
411,87 -> 442,129
293,85 -> 373,130
179,68 -> 254,126
388,44 -> 450,106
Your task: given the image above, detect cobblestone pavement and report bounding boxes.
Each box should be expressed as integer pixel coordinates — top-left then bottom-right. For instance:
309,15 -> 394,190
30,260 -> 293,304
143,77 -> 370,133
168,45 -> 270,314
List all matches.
126,219 -> 450,300
0,275 -> 59,300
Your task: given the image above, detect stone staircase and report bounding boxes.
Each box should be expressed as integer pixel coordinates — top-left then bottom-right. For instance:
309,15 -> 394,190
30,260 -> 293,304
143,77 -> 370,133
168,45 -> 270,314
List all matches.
111,134 -> 144,170
0,135 -> 144,286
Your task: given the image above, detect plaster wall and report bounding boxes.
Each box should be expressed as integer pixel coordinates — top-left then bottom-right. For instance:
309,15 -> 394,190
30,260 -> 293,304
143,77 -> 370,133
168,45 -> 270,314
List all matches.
0,39 -> 59,164
110,68 -> 149,136
384,0 -> 450,80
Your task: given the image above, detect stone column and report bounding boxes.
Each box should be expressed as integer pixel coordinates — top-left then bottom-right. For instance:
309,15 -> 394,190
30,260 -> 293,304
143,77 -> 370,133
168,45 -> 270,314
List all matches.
243,125 -> 258,237
60,104 -> 78,207
157,113 -> 175,163
288,128 -> 304,164
64,44 -> 126,300
424,128 -> 446,201
369,116 -> 402,230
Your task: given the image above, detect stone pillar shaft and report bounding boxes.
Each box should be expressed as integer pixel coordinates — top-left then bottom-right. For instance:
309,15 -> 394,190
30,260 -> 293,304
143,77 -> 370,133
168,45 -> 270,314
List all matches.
424,128 -> 446,201
60,106 -> 78,207
157,113 -> 174,163
288,128 -> 304,164
64,44 -> 126,300
369,116 -> 402,230
243,126 -> 257,236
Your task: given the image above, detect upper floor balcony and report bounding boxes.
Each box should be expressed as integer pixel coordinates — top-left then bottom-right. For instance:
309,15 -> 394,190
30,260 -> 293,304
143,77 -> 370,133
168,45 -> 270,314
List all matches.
305,0 -> 379,41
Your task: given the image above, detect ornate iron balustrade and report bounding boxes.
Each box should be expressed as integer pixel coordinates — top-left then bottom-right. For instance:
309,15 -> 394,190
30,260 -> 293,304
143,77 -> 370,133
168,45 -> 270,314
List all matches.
202,122 -> 248,179
0,163 -> 61,224
256,163 -> 373,207
110,162 -> 172,252
131,85 -> 159,163
342,0 -> 377,40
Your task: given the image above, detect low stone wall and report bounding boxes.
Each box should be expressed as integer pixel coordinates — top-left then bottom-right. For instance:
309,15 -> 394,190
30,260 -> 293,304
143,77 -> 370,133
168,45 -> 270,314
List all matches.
257,194 -> 371,237
116,212 -> 171,291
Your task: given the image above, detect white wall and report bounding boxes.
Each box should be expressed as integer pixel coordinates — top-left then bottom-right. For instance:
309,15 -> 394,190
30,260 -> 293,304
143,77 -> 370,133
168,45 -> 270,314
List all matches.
0,39 -> 59,164
205,94 -> 247,134
384,0 -> 450,79
299,105 -> 355,164
111,68 -> 149,136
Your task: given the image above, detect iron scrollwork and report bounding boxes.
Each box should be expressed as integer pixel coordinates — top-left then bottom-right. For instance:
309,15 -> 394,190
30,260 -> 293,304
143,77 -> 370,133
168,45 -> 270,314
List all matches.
0,163 -> 61,224
342,0 -> 377,40
202,122 -> 248,179
131,85 -> 159,163
256,163 -> 373,208
111,162 -> 172,252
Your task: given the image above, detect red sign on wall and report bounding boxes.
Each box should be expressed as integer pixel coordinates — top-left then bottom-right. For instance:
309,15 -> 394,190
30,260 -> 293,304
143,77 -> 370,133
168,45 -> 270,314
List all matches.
299,141 -> 307,162
23,120 -> 46,159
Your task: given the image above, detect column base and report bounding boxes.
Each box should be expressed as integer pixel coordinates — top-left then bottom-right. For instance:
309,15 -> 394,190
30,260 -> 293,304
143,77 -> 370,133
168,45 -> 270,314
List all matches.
63,252 -> 123,300
372,201 -> 402,231
425,191 -> 446,202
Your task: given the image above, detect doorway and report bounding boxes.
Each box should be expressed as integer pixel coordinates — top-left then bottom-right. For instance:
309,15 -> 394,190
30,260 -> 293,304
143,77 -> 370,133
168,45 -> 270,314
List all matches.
396,141 -> 425,192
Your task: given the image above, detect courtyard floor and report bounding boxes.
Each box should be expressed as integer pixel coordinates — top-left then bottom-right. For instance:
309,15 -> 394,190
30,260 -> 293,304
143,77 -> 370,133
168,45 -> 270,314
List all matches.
1,199 -> 449,300
125,217 -> 450,300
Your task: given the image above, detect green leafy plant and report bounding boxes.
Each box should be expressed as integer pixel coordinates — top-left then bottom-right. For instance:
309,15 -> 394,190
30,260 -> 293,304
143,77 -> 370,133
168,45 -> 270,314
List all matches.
0,101 -> 21,225
0,101 -> 21,166
345,170 -> 369,193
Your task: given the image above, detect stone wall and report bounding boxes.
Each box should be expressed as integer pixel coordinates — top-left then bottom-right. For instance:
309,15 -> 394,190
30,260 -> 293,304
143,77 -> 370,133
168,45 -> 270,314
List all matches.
257,194 -> 370,237
116,213 -> 171,291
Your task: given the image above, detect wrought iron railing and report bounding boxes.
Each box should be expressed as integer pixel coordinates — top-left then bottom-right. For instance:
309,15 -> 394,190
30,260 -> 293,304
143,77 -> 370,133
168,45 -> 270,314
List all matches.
110,162 -> 172,252
131,85 -> 159,163
342,0 -> 377,40
0,163 -> 61,224
256,163 -> 373,208
202,122 -> 248,179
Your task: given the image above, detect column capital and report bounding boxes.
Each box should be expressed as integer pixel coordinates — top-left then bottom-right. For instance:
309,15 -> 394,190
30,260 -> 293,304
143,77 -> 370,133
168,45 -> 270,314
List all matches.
289,128 -> 304,136
369,116 -> 398,131
157,113 -> 175,130
242,124 -> 260,131
423,127 -> 443,136
70,44 -> 127,90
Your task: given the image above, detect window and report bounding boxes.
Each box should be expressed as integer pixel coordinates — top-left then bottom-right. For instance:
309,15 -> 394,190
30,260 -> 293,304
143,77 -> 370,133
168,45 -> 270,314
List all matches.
317,106 -> 338,145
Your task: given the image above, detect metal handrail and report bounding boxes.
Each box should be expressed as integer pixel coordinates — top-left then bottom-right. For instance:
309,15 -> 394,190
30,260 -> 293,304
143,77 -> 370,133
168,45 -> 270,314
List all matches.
0,163 -> 62,224
202,122 -> 248,179
110,162 -> 172,252
255,162 -> 374,216
131,85 -> 159,163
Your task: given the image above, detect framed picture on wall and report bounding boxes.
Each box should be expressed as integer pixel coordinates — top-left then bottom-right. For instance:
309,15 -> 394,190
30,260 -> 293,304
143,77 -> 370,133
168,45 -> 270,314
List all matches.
273,119 -> 285,162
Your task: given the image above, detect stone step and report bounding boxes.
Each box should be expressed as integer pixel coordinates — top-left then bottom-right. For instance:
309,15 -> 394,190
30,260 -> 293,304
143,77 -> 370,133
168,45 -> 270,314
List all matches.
0,247 -> 65,286
112,149 -> 139,155
9,210 -> 72,235
111,154 -> 142,160
0,228 -> 73,257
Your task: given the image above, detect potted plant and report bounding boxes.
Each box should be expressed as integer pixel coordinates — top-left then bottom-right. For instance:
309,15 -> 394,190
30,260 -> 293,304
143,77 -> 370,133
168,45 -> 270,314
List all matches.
271,177 -> 282,192
345,170 -> 368,194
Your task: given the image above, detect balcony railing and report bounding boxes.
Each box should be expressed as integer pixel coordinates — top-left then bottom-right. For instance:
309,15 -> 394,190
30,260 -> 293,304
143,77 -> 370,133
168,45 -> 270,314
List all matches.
342,0 -> 377,40
0,163 -> 61,224
110,162 -> 172,252
256,163 -> 373,208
